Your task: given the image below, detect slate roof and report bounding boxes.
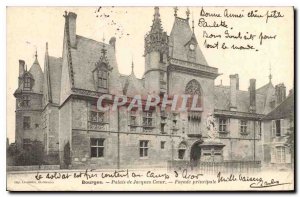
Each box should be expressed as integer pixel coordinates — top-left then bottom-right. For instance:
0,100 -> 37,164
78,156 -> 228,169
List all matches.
15,57 -> 44,95
169,17 -> 208,66
48,56 -> 62,104
70,35 -> 122,94
214,85 -> 266,114
262,92 -> 294,120
122,72 -> 147,96
28,58 -> 44,94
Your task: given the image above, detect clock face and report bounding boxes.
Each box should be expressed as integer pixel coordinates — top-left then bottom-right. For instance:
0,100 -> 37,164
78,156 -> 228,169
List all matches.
189,44 -> 195,51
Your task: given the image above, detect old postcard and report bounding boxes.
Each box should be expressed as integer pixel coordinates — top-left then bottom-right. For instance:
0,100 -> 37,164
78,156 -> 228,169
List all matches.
6,6 -> 294,191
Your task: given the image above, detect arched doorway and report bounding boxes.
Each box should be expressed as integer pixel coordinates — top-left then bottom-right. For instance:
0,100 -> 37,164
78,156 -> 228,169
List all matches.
190,141 -> 202,167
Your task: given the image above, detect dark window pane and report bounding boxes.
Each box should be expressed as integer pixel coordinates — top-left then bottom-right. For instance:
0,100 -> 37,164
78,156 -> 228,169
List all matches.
91,138 -> 97,146
98,139 -> 104,146
98,147 -> 104,157
91,147 -> 97,157
178,149 -> 185,159
140,149 -> 143,157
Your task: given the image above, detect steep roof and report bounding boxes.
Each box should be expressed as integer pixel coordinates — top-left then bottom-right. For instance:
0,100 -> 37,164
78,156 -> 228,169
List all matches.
214,85 -> 266,114
28,57 -> 44,94
263,92 -> 294,120
122,73 -> 147,96
257,82 -> 273,95
70,35 -> 123,95
169,17 -> 208,66
48,56 -> 62,104
15,56 -> 44,95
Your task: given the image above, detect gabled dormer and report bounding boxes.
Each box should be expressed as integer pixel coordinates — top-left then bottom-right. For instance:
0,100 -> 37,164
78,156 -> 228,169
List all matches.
184,33 -> 198,62
22,72 -> 34,91
92,43 -> 113,93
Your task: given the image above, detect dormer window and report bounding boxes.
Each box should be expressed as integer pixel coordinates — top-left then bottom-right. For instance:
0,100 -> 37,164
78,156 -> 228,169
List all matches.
97,68 -> 108,89
24,76 -> 31,91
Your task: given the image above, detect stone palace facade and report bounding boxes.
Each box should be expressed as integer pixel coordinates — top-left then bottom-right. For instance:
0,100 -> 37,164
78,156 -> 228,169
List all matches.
14,7 -> 292,169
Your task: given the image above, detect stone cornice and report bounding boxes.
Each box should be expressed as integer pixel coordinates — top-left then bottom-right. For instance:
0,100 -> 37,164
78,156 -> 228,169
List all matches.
168,58 -> 219,79
214,109 -> 265,120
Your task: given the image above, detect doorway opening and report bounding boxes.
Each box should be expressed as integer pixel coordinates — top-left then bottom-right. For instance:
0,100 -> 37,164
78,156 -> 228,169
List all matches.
190,141 -> 202,167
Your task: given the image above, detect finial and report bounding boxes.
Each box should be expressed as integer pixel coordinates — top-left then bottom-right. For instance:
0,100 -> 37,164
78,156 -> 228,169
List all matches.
174,7 -> 178,17
192,12 -> 195,32
46,42 -> 48,51
269,64 -> 272,83
102,33 -> 105,43
35,49 -> 38,59
101,33 -> 107,56
186,8 -> 190,20
153,7 -> 160,20
25,64 -> 28,72
131,60 -> 134,74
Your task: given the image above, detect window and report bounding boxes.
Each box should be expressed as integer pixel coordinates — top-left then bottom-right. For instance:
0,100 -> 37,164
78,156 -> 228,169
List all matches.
97,69 -> 108,89
219,118 -> 227,132
90,138 -> 105,158
187,50 -> 196,62
272,119 -> 287,137
160,123 -> 165,133
159,52 -> 164,63
178,143 -> 187,160
272,120 -> 281,137
280,119 -> 288,136
160,71 -> 164,82
129,110 -> 138,126
161,141 -> 166,149
275,146 -> 286,163
257,121 -> 262,137
143,111 -> 153,127
22,95 -> 30,107
23,116 -> 30,129
240,120 -> 248,134
139,140 -> 149,157
90,105 -> 106,123
23,77 -> 31,91
185,80 -> 202,110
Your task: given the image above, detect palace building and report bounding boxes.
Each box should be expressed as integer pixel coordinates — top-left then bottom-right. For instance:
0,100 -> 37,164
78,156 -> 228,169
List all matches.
14,7 -> 291,169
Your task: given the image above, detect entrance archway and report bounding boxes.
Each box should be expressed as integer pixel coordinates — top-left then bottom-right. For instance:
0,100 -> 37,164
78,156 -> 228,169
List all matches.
190,141 -> 202,167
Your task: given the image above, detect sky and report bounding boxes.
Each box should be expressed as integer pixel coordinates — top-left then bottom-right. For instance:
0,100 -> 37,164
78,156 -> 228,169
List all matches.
6,7 -> 294,142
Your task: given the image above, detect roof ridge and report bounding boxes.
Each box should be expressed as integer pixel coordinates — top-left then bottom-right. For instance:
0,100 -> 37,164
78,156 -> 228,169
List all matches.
76,35 -> 110,47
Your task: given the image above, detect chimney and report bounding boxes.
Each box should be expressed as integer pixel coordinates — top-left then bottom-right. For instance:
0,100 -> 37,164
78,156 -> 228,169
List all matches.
19,60 -> 25,77
249,79 -> 256,113
18,60 -> 25,86
66,12 -> 77,48
229,74 -> 238,111
109,37 -> 116,50
275,83 -> 286,104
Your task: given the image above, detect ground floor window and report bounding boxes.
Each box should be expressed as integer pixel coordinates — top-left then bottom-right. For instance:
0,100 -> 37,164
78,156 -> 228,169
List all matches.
90,138 -> 105,158
139,140 -> 149,157
161,141 -> 166,149
178,142 -> 187,160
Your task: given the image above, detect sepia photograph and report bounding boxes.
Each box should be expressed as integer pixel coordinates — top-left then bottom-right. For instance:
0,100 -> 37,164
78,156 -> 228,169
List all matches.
5,5 -> 294,191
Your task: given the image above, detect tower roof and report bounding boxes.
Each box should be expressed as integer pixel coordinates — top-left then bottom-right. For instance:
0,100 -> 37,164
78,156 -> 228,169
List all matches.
150,7 -> 163,34
29,51 -> 43,94
169,16 -> 208,66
